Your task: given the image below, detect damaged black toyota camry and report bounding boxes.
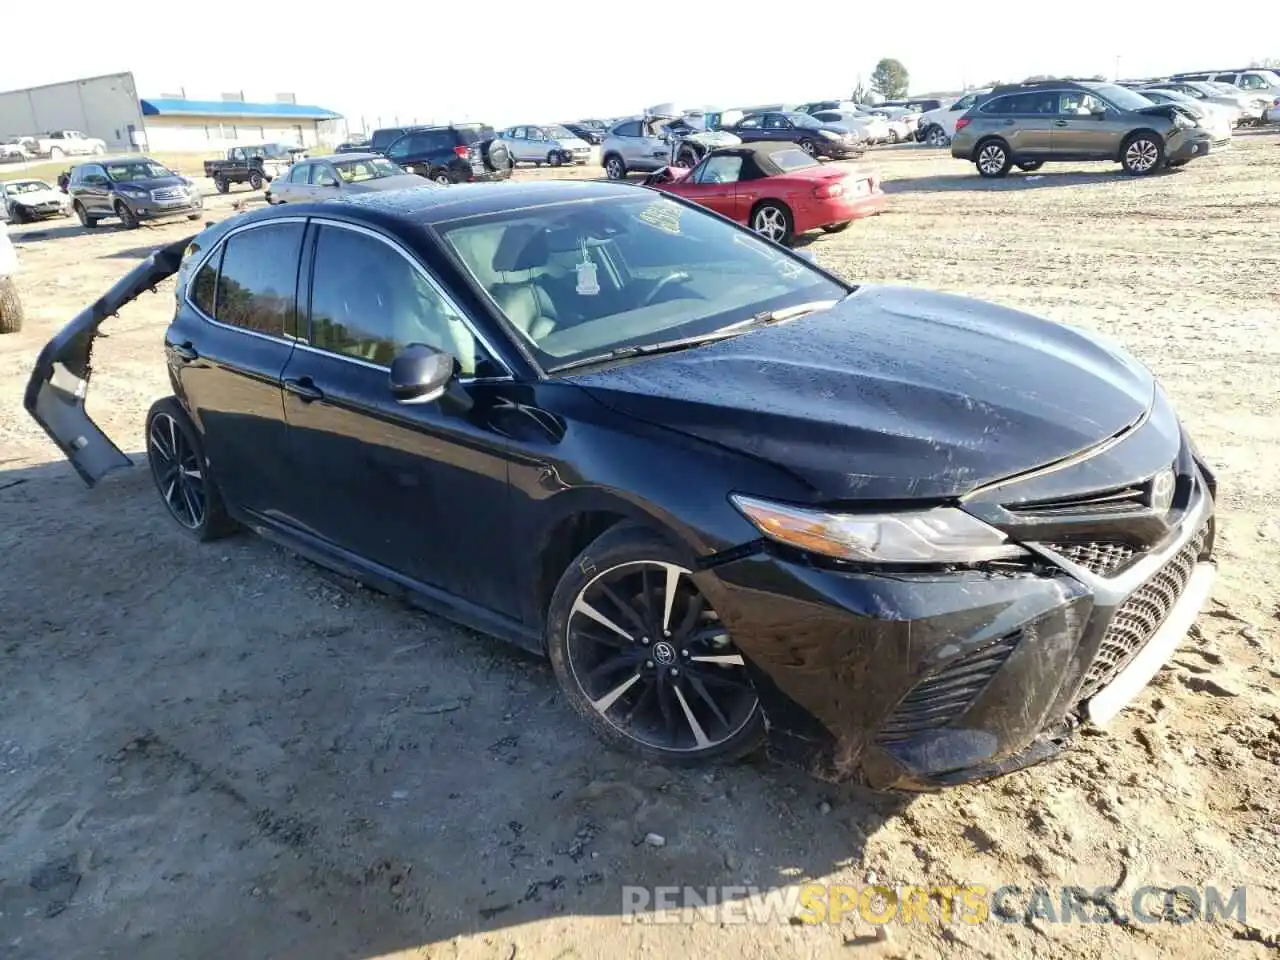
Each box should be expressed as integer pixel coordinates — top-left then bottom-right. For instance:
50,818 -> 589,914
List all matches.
25,182 -> 1217,790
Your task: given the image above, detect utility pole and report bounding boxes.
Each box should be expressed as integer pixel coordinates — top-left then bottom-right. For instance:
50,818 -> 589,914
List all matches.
1114,55 -> 1121,81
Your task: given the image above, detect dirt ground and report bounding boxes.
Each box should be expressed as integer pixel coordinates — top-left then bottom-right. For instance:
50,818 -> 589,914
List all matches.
2,136 -> 1279,960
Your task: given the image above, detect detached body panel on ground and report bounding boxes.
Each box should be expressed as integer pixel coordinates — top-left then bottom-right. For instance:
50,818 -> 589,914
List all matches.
24,182 -> 1217,790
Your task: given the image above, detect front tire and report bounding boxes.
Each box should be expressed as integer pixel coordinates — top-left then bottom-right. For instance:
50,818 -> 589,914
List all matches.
546,523 -> 764,766
548,152 -> 562,167
145,398 -> 237,542
797,138 -> 816,156
74,201 -> 97,228
248,170 -> 265,190
974,139 -> 1012,178
604,154 -> 626,180
1016,160 -> 1043,172
115,201 -> 139,229
1121,133 -> 1164,175
822,221 -> 851,234
214,176 -> 229,194
0,276 -> 24,334
751,201 -> 794,245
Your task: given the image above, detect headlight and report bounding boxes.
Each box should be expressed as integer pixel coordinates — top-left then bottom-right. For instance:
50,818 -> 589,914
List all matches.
730,495 -> 1028,564
1172,112 -> 1194,129
118,187 -> 147,197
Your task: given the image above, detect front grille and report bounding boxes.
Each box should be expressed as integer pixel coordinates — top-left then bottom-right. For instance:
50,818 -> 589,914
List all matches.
1045,540 -> 1138,576
876,632 -> 1020,744
1006,483 -> 1148,517
151,187 -> 185,202
1078,524 -> 1209,699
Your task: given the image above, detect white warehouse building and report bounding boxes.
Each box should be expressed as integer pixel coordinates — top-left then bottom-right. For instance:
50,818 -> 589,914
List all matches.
0,72 -> 343,154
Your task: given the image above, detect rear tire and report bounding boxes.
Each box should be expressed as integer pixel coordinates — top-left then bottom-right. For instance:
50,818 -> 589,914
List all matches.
546,523 -> 765,767
248,170 -> 265,191
214,176 -> 229,194
974,139 -> 1012,178
821,221 -> 852,233
0,276 -> 24,334
145,397 -> 238,542
1016,160 -> 1043,172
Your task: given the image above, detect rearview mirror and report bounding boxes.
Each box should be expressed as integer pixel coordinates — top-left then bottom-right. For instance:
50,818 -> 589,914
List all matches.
389,344 -> 455,404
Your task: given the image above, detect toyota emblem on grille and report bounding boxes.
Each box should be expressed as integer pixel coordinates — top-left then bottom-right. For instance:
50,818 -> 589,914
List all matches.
1149,468 -> 1176,515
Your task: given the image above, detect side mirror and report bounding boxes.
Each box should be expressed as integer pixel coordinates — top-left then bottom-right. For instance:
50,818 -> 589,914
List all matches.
389,343 -> 455,404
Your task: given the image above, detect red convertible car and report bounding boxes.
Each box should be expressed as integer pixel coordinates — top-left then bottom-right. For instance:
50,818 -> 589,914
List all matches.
644,141 -> 884,245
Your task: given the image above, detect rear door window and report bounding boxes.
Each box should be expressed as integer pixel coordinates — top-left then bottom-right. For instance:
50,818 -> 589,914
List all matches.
612,121 -> 643,137
213,222 -> 305,338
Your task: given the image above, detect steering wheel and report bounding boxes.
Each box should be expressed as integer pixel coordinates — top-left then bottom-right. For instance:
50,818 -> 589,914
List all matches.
642,271 -> 691,307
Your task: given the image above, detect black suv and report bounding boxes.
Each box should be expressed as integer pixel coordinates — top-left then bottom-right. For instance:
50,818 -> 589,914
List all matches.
383,125 -> 513,184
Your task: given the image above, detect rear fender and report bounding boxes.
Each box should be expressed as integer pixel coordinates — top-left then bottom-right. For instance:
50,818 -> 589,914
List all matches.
23,236 -> 193,486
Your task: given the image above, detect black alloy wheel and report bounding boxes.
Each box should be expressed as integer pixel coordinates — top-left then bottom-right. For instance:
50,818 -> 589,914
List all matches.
249,170 -> 265,190
548,525 -> 763,764
145,398 -> 236,541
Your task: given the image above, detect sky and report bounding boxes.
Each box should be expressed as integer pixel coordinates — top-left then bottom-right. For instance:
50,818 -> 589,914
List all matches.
3,2 -> 1277,133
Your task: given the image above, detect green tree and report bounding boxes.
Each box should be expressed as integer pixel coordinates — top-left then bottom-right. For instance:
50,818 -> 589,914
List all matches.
870,59 -> 910,99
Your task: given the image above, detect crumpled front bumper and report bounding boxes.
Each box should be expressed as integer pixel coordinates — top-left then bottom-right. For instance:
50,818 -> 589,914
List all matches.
694,462 -> 1216,792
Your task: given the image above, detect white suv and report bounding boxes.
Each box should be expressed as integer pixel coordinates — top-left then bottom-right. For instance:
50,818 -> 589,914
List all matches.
916,90 -> 991,147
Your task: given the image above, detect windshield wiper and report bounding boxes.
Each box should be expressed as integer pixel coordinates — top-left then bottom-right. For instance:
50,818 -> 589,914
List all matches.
547,300 -> 840,375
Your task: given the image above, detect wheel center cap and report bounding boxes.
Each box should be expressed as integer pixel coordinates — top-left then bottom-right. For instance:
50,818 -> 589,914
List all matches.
652,641 -> 677,666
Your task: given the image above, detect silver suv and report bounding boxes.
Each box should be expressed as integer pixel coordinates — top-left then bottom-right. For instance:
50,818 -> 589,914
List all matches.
951,80 -> 1212,178
599,116 -> 672,180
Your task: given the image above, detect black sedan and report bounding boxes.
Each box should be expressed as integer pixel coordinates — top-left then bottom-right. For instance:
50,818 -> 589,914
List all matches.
725,111 -> 864,159
25,182 -> 1218,790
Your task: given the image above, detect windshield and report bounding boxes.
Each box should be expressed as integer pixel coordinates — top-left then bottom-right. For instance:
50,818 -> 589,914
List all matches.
4,180 -> 53,194
106,161 -> 173,181
547,125 -> 576,139
333,157 -> 402,182
1092,84 -> 1154,111
438,193 -> 847,371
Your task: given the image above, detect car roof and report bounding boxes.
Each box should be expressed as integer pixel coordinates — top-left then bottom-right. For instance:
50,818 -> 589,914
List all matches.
235,180 -> 644,228
323,152 -> 383,161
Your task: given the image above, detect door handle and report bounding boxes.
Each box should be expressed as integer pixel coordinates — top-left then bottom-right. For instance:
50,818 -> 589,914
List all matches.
1002,119 -> 1016,126
171,341 -> 198,362
283,377 -> 324,402
1053,120 -> 1069,127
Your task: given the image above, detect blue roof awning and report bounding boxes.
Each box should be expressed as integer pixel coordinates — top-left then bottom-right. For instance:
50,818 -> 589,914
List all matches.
140,98 -> 341,120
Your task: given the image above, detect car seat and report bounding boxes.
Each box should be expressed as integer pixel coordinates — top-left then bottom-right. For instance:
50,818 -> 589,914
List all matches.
489,224 -> 559,342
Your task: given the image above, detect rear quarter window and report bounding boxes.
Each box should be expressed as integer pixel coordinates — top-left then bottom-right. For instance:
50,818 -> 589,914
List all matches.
190,246 -> 222,317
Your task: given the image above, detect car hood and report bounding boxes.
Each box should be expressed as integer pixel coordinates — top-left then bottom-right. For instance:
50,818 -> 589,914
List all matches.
570,285 -> 1155,501
112,175 -> 188,190
9,188 -> 65,205
349,174 -> 437,192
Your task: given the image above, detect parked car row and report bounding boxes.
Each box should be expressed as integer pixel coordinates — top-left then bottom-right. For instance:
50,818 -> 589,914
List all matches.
0,130 -> 106,162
